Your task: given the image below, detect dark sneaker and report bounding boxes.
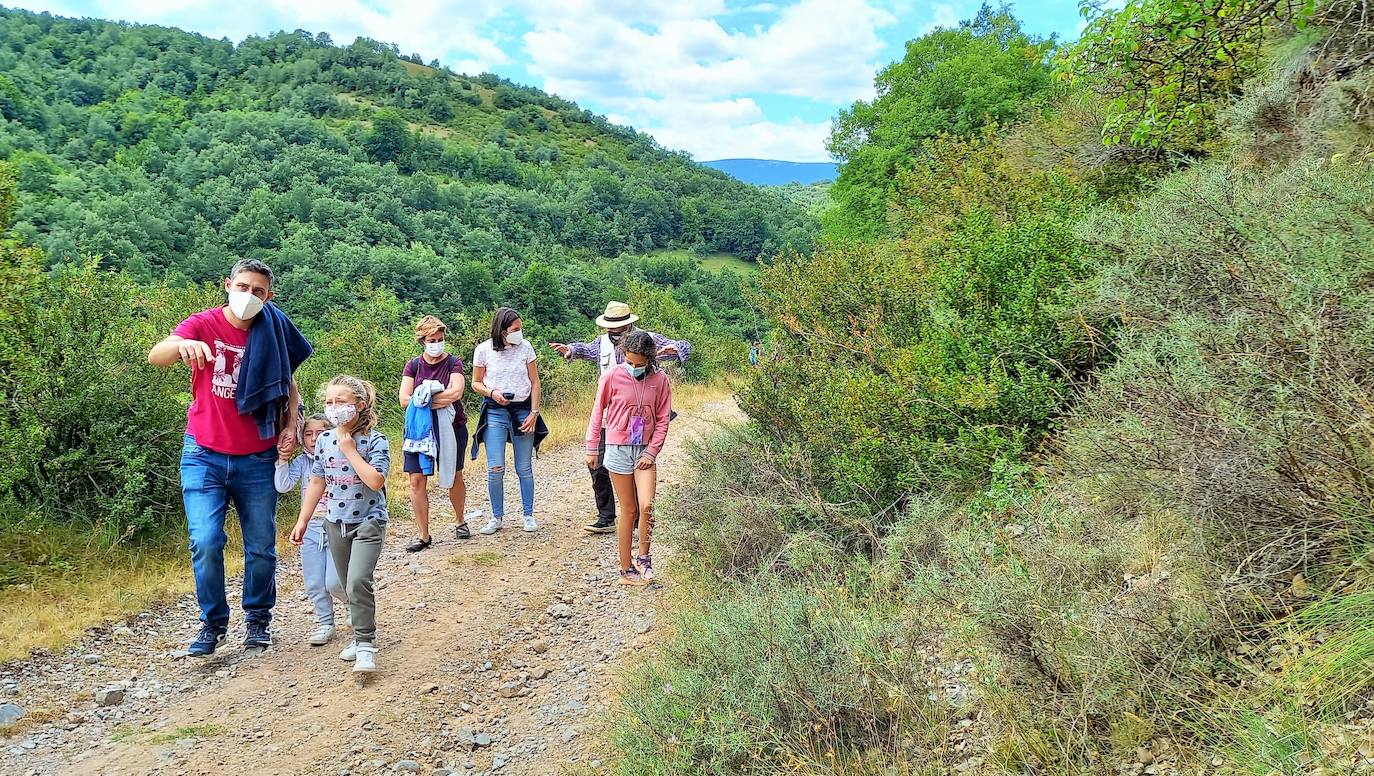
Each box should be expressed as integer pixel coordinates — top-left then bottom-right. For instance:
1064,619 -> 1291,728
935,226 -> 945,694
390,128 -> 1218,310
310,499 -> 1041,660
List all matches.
244,621 -> 272,650
454,522 -> 472,540
405,536 -> 433,553
582,516 -> 616,534
187,624 -> 227,657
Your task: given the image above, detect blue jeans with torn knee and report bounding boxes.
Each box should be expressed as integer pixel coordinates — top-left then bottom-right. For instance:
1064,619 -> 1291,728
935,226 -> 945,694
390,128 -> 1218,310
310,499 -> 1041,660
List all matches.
484,407 -> 534,518
179,435 -> 279,628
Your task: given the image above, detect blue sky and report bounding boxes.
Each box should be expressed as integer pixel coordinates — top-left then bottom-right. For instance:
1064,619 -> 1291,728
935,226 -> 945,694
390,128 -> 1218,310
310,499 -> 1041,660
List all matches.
7,0 -> 1086,161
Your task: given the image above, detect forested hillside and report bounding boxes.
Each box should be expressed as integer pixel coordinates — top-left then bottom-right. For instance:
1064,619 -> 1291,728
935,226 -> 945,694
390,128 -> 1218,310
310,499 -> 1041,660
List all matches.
0,5 -> 806,594
0,6 -> 812,336
619,1 -> 1374,773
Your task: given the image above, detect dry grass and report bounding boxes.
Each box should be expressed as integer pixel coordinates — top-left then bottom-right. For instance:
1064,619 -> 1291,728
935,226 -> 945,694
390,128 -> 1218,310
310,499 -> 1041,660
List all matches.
2,380 -> 736,664
0,522 -> 247,664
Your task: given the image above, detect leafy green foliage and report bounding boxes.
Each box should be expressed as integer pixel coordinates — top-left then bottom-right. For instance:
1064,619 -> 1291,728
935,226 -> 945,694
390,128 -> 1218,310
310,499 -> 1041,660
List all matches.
1065,0 -> 1311,150
743,133 -> 1098,504
826,5 -> 1056,237
0,254 -> 217,542
0,5 -> 817,338
612,428 -> 950,775
621,4 -> 1374,773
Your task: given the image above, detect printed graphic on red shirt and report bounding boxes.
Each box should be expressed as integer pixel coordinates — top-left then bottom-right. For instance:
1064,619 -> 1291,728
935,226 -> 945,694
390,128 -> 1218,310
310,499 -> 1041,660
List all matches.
210,339 -> 245,400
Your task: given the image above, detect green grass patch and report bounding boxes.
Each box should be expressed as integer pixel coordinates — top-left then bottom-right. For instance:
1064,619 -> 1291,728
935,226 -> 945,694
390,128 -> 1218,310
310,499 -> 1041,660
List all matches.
699,254 -> 759,275
450,550 -> 503,567
640,249 -> 759,276
112,723 -> 227,745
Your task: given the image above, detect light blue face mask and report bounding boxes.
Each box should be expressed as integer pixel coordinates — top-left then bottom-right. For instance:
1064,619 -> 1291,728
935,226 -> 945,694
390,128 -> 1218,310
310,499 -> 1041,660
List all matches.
624,362 -> 647,379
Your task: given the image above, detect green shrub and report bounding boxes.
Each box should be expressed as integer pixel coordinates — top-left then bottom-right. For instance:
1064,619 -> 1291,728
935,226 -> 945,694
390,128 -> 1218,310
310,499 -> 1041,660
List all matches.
612,429 -> 953,775
1072,157 -> 1374,601
0,255 -> 219,542
742,133 -> 1099,506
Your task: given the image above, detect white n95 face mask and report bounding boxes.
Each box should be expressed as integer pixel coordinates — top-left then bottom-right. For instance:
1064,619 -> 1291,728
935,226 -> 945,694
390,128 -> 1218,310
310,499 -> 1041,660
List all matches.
424,341 -> 446,357
228,290 -> 264,320
505,330 -> 524,346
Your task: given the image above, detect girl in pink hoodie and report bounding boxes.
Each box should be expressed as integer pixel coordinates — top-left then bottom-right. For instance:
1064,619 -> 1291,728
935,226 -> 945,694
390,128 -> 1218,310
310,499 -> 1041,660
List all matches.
585,330 -> 673,585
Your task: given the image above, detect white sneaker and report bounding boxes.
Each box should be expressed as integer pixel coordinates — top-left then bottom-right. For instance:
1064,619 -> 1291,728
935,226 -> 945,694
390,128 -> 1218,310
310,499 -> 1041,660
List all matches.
479,517 -> 503,535
353,643 -> 376,673
308,624 -> 336,646
339,641 -> 357,661
522,515 -> 538,532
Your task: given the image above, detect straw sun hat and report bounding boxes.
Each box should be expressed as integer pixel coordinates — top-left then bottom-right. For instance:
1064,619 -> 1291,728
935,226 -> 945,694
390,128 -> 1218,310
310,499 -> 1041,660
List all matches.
595,301 -> 640,329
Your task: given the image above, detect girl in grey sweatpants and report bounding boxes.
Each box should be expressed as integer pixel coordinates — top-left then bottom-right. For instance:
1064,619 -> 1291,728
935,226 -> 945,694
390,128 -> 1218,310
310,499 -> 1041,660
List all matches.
291,375 -> 391,674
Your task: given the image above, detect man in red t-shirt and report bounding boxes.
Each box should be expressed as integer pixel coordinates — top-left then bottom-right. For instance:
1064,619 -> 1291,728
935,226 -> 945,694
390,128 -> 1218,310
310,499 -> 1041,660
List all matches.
148,259 -> 304,657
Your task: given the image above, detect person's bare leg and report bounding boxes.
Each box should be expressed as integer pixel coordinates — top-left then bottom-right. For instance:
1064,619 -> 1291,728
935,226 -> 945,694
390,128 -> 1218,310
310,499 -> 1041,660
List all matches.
633,465 -> 657,558
447,475 -> 467,527
408,473 -> 430,540
609,472 -> 638,572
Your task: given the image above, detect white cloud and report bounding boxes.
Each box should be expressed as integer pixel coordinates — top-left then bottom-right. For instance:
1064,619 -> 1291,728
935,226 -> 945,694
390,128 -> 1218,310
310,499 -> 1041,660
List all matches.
922,2 -> 962,32
519,0 -> 894,158
608,96 -> 833,161
524,0 -> 893,104
648,115 -> 833,161
12,0 -> 886,159
11,0 -> 513,72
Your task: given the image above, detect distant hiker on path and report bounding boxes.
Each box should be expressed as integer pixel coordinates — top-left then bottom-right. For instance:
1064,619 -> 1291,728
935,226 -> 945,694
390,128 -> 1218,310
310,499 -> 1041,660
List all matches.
471,307 -> 548,535
147,259 -> 312,657
549,301 -> 691,535
399,315 -> 471,551
584,330 -> 673,586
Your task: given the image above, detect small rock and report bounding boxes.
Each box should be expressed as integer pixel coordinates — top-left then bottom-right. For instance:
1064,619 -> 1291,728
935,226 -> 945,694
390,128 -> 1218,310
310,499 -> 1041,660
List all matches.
397,760 -> 421,772
634,621 -> 651,635
529,640 -> 549,655
0,703 -> 23,725
474,733 -> 492,748
81,654 -> 102,665
95,687 -> 126,706
455,728 -> 477,750
528,667 -> 549,680
547,604 -> 572,619
492,755 -> 506,769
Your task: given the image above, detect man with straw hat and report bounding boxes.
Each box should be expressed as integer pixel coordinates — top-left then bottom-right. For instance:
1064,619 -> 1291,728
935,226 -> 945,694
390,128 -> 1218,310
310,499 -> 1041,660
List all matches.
549,301 -> 692,534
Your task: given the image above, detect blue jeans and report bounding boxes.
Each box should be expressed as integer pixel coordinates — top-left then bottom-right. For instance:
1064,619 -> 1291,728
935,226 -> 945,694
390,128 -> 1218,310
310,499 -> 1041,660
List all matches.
484,407 -> 534,518
179,435 -> 279,628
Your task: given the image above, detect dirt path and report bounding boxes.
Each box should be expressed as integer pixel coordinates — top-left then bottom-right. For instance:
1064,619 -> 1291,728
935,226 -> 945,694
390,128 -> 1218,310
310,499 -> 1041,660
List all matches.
0,399 -> 742,776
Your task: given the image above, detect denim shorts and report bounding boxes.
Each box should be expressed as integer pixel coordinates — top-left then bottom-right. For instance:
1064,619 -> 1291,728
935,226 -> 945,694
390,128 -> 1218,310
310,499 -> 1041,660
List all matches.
603,443 -> 650,475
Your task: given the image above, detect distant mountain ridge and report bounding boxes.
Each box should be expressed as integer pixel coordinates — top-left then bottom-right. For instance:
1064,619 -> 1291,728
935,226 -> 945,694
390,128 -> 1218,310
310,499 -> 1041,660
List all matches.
703,158 -> 838,186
